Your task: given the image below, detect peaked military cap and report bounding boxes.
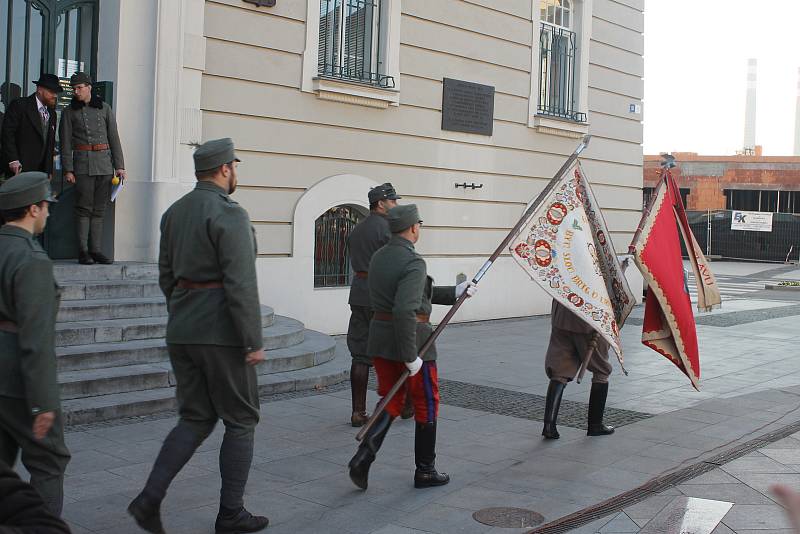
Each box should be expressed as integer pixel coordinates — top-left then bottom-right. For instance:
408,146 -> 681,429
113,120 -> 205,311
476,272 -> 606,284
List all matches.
194,138 -> 241,172
368,182 -> 401,204
387,204 -> 422,233
0,172 -> 58,210
70,71 -> 92,87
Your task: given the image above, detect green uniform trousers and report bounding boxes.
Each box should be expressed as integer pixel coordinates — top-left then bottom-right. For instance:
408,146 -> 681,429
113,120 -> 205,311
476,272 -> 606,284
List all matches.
170,344 -> 260,427
347,305 -> 373,366
74,174 -> 112,253
0,396 -> 71,516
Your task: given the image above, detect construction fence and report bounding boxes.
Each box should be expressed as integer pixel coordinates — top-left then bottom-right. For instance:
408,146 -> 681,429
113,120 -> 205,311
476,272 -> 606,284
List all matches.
686,210 -> 800,263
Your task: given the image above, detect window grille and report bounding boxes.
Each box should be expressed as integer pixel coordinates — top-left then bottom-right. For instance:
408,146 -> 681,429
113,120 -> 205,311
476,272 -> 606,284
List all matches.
318,0 -> 394,88
314,205 -> 365,288
538,22 -> 585,122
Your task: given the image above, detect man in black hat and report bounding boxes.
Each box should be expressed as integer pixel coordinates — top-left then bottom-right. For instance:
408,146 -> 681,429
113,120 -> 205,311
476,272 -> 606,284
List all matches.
60,72 -> 126,265
0,74 -> 62,180
0,172 -> 70,517
346,182 -> 399,427
128,138 -> 269,534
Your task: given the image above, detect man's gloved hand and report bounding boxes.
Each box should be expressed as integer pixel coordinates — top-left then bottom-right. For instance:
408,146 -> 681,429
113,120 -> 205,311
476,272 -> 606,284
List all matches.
455,281 -> 478,298
405,357 -> 423,376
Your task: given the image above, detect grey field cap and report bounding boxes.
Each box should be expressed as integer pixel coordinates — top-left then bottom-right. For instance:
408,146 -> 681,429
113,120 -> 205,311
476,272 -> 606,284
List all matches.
193,138 -> 241,172
387,204 -> 422,233
0,172 -> 58,210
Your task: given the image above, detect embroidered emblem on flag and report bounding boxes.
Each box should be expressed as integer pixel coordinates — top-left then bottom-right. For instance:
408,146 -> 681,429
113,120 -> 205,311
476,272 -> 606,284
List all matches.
509,162 -> 635,364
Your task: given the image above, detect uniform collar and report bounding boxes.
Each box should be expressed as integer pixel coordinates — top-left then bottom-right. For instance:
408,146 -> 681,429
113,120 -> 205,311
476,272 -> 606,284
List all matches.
0,225 -> 34,239
194,181 -> 229,196
389,235 -> 415,250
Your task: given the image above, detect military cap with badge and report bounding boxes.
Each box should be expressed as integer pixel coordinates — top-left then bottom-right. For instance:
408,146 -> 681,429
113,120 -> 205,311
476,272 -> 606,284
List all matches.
368,182 -> 401,204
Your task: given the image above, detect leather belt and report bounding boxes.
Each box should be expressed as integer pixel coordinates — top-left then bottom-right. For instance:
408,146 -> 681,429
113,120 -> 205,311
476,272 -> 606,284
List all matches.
354,271 -> 368,279
0,320 -> 18,333
74,143 -> 110,151
373,312 -> 430,323
177,279 -> 223,290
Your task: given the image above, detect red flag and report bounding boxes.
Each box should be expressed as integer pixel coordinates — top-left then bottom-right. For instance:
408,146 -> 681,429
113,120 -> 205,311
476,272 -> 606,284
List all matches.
631,171 -> 713,390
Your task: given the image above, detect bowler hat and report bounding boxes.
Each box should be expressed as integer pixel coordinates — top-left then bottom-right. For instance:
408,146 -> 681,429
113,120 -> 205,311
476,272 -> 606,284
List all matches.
33,73 -> 64,93
0,172 -> 58,210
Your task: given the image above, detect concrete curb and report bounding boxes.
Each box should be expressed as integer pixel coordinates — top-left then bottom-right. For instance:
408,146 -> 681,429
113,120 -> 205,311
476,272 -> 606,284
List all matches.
765,283 -> 800,291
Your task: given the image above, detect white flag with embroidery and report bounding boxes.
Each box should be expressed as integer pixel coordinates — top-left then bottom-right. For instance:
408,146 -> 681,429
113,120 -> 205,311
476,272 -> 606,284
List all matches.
509,162 -> 635,362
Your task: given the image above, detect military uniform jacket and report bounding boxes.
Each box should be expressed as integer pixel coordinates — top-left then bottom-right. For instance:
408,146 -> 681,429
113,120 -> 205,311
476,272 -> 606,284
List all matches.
348,212 -> 390,307
367,236 -> 455,363
59,96 -> 124,176
159,181 -> 262,352
551,300 -> 610,352
0,226 -> 60,416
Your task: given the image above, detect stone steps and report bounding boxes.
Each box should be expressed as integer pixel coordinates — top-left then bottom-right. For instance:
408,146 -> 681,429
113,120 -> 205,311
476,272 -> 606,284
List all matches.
57,330 -> 335,401
49,262 -> 348,424
55,306 -> 276,347
60,280 -> 162,301
61,345 -> 350,425
54,262 -> 159,282
57,297 -> 167,322
56,315 -> 304,371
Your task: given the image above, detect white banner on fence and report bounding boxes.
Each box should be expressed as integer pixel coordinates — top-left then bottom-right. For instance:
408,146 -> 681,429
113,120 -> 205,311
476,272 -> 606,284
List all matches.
731,210 -> 773,232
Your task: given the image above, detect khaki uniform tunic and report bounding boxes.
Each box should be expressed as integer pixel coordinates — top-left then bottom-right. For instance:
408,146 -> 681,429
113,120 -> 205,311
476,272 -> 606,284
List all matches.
545,300 -> 612,384
367,235 -> 455,362
347,212 -> 391,364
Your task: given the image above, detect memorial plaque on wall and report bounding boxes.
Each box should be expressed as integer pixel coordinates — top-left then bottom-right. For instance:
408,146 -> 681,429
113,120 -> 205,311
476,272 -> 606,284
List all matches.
441,78 -> 495,136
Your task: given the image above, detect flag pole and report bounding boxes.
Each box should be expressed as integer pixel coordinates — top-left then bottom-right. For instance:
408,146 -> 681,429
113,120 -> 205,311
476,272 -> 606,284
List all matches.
628,155 -> 673,255
356,135 -> 593,442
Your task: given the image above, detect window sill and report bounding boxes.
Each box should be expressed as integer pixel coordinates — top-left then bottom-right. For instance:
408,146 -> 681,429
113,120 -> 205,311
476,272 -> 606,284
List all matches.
530,114 -> 589,138
312,76 -> 400,109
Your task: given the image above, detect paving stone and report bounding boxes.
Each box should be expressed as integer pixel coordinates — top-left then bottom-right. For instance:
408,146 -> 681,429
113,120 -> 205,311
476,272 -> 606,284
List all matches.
678,483 -> 775,505
721,504 -> 793,530
598,512 -> 639,533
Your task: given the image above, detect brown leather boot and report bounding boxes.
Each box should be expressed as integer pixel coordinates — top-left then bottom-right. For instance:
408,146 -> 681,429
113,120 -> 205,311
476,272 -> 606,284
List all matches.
350,361 -> 370,427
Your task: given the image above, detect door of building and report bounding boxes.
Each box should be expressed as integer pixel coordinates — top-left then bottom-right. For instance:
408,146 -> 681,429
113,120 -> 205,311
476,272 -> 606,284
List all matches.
1,0 -> 112,260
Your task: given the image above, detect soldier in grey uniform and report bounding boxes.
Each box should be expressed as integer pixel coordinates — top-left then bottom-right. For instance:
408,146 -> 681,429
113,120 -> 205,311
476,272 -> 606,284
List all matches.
59,72 -> 125,265
128,139 -> 269,534
0,172 -> 70,516
541,258 -> 630,440
346,183 -> 398,427
348,205 -> 476,490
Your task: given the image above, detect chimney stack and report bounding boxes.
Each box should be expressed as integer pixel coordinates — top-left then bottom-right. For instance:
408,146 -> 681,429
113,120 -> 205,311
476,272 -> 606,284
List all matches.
743,58 -> 757,152
795,67 -> 800,156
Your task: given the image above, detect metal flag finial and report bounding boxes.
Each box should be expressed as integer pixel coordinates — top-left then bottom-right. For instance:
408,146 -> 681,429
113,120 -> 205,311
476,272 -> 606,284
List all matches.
660,153 -> 676,169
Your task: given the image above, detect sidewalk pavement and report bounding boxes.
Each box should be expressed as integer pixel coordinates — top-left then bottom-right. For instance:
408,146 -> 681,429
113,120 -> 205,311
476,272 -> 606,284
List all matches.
28,283 -> 800,533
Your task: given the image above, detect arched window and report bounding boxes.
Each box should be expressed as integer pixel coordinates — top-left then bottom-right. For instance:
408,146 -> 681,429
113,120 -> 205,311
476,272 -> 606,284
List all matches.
540,0 -> 572,30
314,205 -> 366,287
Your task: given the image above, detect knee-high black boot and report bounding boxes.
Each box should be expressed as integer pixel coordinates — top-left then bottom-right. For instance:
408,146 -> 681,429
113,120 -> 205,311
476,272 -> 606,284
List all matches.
414,422 -> 449,488
350,362 -> 370,427
587,382 -> 614,436
348,411 -> 393,490
542,380 -> 565,440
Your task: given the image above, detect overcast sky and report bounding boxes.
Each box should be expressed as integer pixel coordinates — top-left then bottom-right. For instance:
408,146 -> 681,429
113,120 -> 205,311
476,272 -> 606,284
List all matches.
643,0 -> 800,156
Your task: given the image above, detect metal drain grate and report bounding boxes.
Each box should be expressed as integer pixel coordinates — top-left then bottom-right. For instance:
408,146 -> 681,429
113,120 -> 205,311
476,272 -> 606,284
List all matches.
526,418 -> 800,533
370,377 -> 652,429
473,507 -> 544,528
